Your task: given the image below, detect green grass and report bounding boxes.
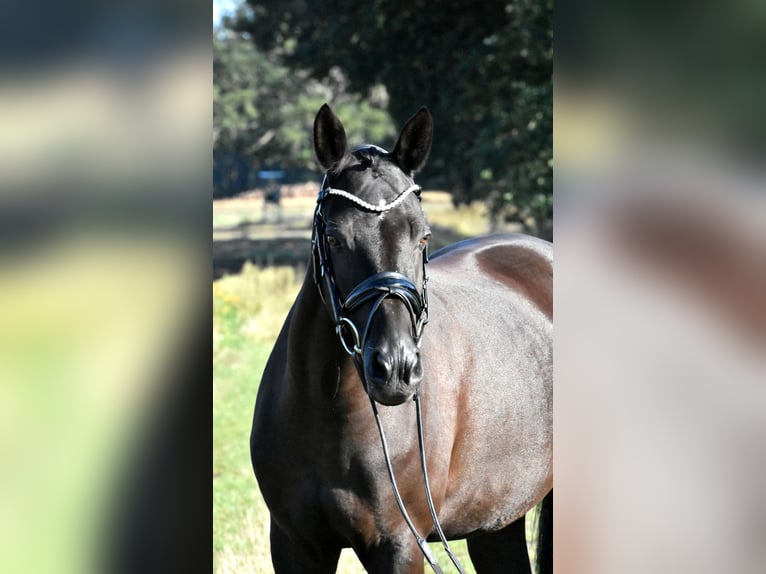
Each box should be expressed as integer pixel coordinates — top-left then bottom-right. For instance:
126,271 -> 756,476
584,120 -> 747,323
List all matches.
213,219 -> 537,573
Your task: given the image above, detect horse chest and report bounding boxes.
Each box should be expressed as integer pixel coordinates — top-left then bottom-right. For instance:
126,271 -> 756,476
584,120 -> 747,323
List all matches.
256,413 -> 407,544
317,443 -> 426,544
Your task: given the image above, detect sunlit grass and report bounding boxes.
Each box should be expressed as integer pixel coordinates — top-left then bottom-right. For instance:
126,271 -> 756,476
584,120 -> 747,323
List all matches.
421,192 -> 495,238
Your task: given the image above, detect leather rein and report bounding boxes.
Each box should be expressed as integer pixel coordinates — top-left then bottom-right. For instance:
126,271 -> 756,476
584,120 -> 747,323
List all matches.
311,168 -> 467,574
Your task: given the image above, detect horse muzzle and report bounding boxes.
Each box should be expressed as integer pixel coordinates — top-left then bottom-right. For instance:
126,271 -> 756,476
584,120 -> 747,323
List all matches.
363,337 -> 423,406
328,271 -> 428,405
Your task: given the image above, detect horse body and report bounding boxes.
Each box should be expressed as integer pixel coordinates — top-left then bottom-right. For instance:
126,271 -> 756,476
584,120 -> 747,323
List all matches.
252,234 -> 552,572
419,235 -> 552,534
251,104 -> 552,573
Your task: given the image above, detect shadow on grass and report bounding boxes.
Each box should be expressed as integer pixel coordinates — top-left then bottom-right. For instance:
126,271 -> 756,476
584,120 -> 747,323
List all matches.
214,237 -> 311,279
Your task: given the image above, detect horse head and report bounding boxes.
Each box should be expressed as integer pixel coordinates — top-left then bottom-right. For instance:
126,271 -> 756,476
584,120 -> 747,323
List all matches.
312,103 -> 433,406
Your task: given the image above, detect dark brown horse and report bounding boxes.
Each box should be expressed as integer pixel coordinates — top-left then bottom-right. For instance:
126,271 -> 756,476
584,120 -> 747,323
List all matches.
251,104 -> 552,573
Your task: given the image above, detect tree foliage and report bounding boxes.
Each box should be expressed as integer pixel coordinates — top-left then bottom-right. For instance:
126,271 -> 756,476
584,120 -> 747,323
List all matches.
213,28 -> 395,196
230,0 -> 552,235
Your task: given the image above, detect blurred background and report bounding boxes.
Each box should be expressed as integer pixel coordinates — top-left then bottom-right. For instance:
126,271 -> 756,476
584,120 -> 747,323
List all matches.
212,1 -> 551,572
0,1 -> 210,573
212,0 -> 552,273
555,0 -> 766,573
1,0 -> 764,573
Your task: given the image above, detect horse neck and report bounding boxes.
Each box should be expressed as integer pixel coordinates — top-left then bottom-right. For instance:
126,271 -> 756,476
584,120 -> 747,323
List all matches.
291,264 -> 333,342
285,265 -> 346,398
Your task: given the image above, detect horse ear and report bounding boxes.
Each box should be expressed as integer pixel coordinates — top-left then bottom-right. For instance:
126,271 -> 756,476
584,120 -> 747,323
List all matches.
313,103 -> 347,170
392,107 -> 433,174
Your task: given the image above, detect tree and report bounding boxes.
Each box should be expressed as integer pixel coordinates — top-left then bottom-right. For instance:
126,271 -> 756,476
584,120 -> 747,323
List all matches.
214,28 -> 396,197
231,0 -> 552,236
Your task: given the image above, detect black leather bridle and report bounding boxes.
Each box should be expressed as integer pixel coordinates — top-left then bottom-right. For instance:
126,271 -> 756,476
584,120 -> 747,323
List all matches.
310,158 -> 466,574
311,174 -> 429,364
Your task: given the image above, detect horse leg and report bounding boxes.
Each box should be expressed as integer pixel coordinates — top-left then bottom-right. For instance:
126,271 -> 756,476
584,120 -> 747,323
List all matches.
467,515 -> 531,574
269,518 -> 341,574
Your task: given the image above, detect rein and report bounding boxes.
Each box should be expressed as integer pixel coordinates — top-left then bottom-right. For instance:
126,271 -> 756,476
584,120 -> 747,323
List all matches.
311,167 -> 466,574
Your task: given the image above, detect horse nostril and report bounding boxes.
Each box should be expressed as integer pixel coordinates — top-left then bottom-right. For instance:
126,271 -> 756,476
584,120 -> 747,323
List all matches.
404,352 -> 424,386
366,345 -> 423,389
368,350 -> 393,385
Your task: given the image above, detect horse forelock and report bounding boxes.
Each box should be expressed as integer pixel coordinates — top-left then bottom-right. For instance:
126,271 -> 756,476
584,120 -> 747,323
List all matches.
326,146 -> 415,208
329,145 -> 387,175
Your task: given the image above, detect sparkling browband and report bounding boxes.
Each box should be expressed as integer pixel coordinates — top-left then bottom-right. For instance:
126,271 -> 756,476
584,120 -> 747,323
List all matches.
318,183 -> 422,212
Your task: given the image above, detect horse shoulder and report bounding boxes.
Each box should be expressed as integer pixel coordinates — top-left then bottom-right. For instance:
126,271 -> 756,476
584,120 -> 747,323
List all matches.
251,324 -> 286,448
250,306 -> 325,533
250,300 -> 298,481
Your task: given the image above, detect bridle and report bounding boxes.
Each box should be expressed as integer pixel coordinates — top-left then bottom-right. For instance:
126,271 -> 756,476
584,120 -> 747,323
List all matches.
311,177 -> 429,363
310,154 -> 467,574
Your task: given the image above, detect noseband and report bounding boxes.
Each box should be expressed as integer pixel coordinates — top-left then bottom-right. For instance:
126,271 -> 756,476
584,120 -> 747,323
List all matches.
311,176 -> 429,361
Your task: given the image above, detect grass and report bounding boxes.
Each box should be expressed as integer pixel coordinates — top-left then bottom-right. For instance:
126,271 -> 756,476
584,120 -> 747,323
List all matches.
212,189 -> 523,277
420,192 -> 497,238
213,260 -> 541,573
213,197 -> 318,237
213,190 -> 515,240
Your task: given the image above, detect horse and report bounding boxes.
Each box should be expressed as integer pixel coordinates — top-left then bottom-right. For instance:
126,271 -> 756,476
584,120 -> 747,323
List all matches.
251,103 -> 553,573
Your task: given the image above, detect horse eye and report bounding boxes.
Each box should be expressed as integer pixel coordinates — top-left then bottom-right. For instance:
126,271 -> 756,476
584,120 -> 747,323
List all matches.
419,235 -> 431,248
326,236 -> 341,248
